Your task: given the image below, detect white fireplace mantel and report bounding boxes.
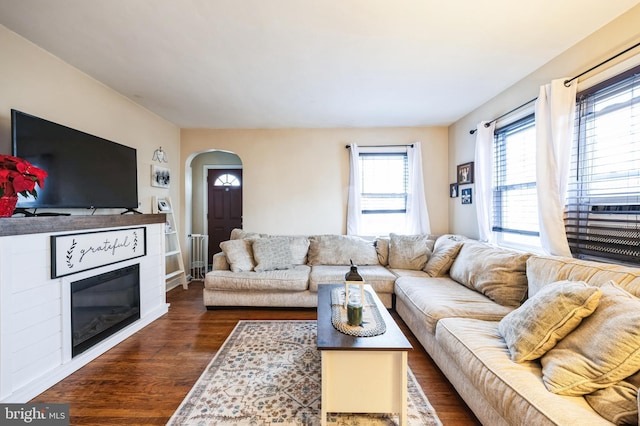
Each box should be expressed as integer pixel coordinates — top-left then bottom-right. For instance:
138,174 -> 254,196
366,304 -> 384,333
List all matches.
0,214 -> 168,402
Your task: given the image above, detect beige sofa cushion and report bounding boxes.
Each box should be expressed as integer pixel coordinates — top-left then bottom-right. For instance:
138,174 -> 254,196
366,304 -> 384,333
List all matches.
392,269 -> 430,278
204,265 -> 311,292
424,235 -> 464,277
219,239 -> 255,272
308,264 -> 396,294
212,251 -> 230,270
527,255 -> 640,298
230,228 -> 263,240
388,233 -> 434,270
498,281 -> 602,362
585,370 -> 640,425
435,318 -> 612,426
541,281 -> 640,396
307,235 -> 379,266
228,230 -> 309,265
252,237 -> 293,272
394,276 -> 513,333
449,242 -> 531,307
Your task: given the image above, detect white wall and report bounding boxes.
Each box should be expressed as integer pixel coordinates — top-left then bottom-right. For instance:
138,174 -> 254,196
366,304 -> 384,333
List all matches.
180,127 -> 449,237
0,25 -> 180,216
448,4 -> 640,238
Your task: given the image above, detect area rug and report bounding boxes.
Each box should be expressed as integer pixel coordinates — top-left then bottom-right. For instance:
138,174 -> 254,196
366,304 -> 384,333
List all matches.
167,320 -> 442,426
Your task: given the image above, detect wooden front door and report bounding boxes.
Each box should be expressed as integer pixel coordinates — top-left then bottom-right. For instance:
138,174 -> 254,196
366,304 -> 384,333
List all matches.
207,169 -> 243,258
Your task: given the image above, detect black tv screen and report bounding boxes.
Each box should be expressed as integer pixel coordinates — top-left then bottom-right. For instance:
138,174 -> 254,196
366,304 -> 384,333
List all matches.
11,109 -> 138,210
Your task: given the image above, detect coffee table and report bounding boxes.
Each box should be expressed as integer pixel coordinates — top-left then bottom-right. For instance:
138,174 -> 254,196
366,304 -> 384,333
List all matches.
316,284 -> 412,426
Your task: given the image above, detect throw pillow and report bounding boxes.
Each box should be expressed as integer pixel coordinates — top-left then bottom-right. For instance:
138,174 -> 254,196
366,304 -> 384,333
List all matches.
423,236 -> 464,277
585,370 -> 640,425
449,241 -> 531,307
375,237 -> 389,266
388,233 -> 434,270
219,239 -> 255,272
307,235 -> 379,266
282,236 -> 310,265
252,237 -> 293,272
498,280 -> 602,362
541,281 -> 640,396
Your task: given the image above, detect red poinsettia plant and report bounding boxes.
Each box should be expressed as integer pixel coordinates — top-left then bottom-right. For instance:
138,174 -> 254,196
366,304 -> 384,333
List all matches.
0,154 -> 48,199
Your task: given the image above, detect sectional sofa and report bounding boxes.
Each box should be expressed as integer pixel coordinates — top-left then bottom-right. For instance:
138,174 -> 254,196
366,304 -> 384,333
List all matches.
204,230 -> 640,425
204,229 -> 412,308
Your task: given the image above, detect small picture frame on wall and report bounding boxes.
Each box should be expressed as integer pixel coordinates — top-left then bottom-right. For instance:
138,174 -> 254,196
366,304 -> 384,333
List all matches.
450,183 -> 458,198
151,165 -> 170,188
461,188 -> 472,204
457,162 -> 474,184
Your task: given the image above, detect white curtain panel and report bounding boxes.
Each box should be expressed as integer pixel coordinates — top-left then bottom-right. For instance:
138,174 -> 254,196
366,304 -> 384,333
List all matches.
346,143 -> 362,235
535,79 -> 577,257
474,121 -> 496,242
406,142 -> 431,234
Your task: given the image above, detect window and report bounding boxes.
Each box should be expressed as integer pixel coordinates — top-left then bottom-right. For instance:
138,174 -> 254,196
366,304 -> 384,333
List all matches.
493,115 -> 540,249
565,65 -> 640,264
213,173 -> 240,186
359,150 -> 408,236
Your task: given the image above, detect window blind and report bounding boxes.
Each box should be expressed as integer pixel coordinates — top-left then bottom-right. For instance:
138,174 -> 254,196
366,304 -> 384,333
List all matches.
492,115 -> 539,238
566,65 -> 640,263
359,152 -> 408,214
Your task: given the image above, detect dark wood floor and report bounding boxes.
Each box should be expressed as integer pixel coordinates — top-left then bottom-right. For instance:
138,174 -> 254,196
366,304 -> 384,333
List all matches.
32,282 -> 481,425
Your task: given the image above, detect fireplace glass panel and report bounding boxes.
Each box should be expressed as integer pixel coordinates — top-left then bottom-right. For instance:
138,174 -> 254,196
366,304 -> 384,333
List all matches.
71,264 -> 140,357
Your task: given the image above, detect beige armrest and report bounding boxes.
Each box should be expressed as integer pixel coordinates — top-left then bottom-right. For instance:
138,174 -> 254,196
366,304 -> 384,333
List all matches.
212,252 -> 230,270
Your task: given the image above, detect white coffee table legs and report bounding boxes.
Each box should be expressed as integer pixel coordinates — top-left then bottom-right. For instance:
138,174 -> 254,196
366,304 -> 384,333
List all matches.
320,350 -> 408,426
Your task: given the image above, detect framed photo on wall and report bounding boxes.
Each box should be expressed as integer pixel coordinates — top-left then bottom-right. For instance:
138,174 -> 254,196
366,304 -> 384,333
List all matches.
450,183 -> 458,198
457,162 -> 474,184
151,165 -> 170,188
461,188 -> 472,204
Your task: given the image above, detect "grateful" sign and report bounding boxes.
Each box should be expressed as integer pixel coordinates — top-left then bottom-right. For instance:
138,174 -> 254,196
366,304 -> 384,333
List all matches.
51,227 -> 147,278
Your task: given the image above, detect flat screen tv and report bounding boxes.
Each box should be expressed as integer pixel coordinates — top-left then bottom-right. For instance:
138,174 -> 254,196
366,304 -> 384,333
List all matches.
11,109 -> 139,212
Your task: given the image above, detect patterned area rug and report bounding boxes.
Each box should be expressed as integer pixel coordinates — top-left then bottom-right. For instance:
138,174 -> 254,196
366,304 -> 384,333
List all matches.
167,320 -> 442,426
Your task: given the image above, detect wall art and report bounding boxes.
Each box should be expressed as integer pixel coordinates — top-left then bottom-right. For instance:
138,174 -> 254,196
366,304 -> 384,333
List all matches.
457,162 -> 474,184
461,188 -> 472,204
51,227 -> 147,278
151,164 -> 170,188
450,183 -> 458,198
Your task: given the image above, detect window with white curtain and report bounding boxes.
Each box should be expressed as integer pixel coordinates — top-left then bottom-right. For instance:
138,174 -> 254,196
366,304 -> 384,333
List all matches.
565,65 -> 640,264
492,115 -> 541,249
359,149 -> 408,236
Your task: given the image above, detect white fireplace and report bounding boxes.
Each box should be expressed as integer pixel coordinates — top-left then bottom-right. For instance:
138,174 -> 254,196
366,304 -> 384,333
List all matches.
0,215 -> 168,403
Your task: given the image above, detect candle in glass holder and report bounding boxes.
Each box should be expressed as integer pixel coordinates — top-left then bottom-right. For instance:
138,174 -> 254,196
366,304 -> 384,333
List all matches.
347,302 -> 363,326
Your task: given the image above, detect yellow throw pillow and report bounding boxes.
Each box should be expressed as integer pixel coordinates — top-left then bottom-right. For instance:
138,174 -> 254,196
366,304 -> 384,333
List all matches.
498,280 -> 602,362
585,370 -> 640,425
449,241 -> 531,307
423,236 -> 463,277
541,281 -> 640,396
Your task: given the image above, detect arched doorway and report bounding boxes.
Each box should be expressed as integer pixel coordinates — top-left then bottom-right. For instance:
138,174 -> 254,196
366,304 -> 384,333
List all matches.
187,150 -> 242,262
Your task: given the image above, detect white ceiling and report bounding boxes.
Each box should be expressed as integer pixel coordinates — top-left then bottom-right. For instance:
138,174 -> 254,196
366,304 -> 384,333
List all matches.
1,1 -> 639,129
